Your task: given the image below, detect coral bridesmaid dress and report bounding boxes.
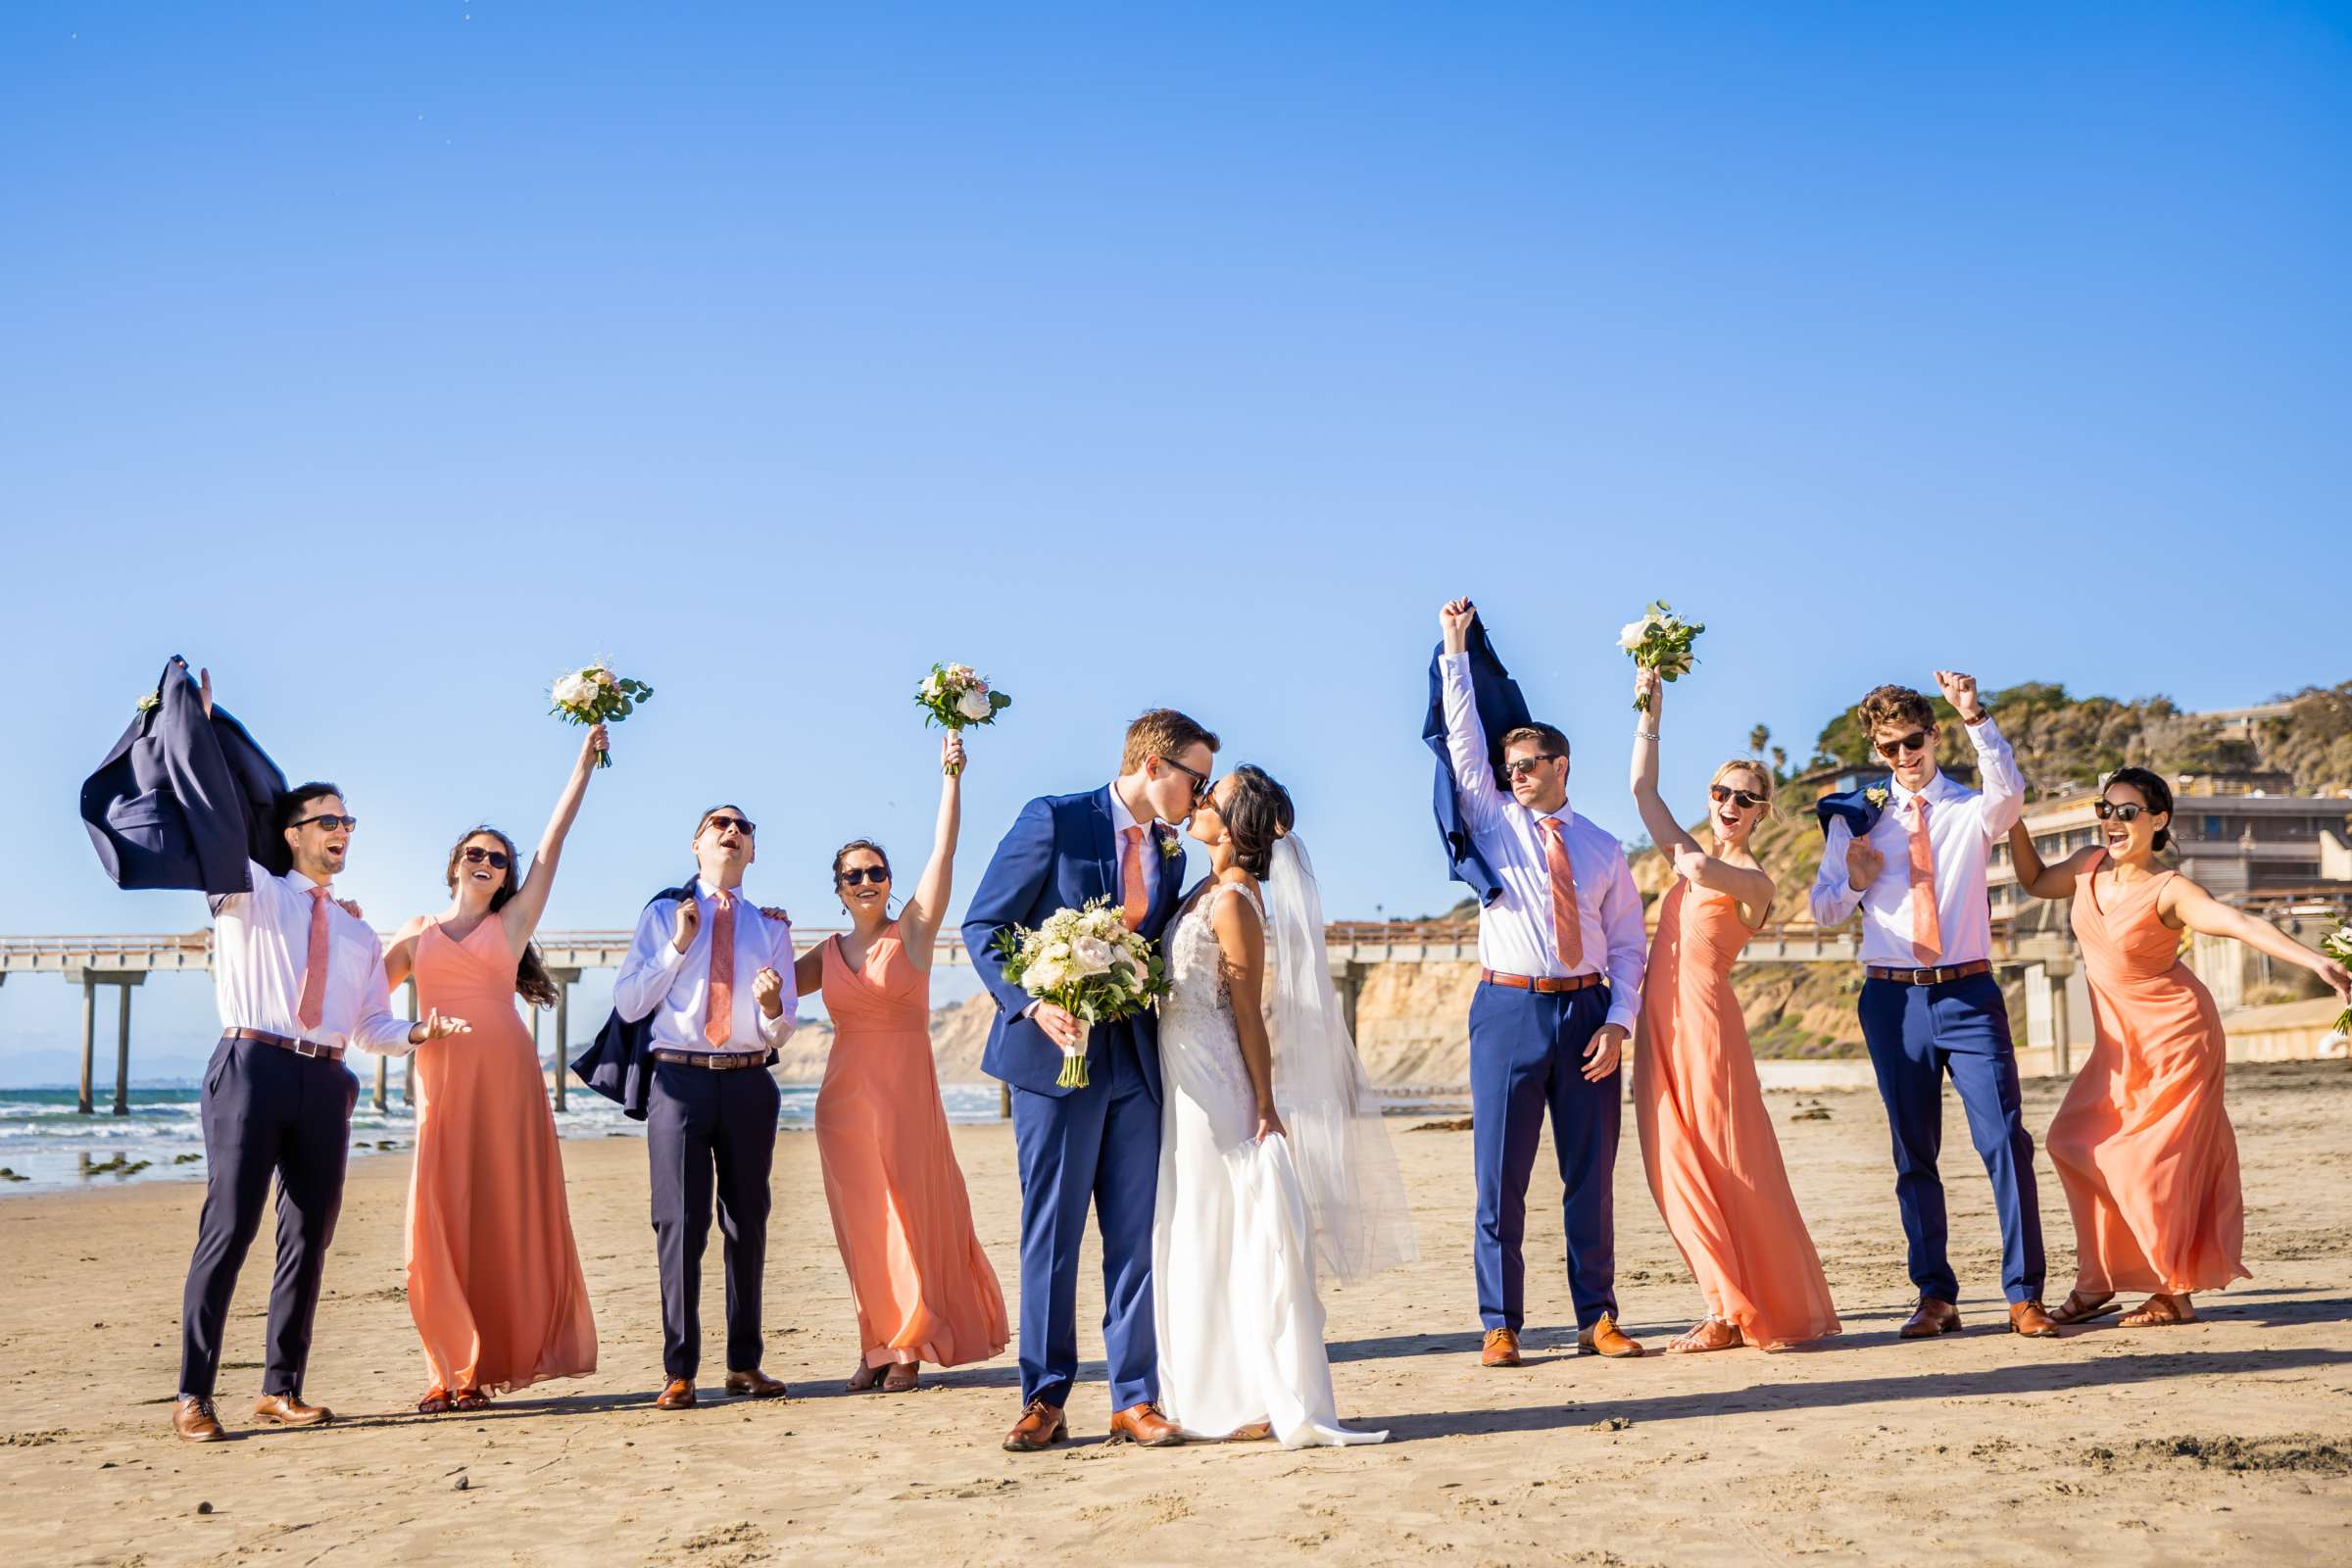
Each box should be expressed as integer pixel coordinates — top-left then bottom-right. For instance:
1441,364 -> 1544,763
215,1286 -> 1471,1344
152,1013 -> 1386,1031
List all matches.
2048,854 -> 2248,1296
814,924 -> 1008,1370
407,919 -> 597,1395
1634,879 -> 1840,1348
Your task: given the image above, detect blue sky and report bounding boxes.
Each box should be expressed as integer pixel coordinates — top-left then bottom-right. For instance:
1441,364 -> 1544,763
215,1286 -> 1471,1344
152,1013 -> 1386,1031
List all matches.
2,3 -> 2345,1071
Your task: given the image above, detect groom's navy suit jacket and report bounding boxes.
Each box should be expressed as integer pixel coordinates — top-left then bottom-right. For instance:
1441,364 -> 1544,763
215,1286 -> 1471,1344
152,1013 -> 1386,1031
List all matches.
963,788 -> 1184,1099
81,658 -> 289,896
1423,619 -> 1534,907
571,872 -> 706,1121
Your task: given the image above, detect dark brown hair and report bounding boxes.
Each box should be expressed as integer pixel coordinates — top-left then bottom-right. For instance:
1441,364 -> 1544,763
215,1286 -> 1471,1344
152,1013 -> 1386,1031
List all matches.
1497,722 -> 1570,762
273,782 -> 345,836
1218,764 -> 1295,880
831,839 -> 895,912
444,825 -> 560,1008
1121,709 -> 1221,773
2104,766 -> 2176,853
1857,684 -> 1936,736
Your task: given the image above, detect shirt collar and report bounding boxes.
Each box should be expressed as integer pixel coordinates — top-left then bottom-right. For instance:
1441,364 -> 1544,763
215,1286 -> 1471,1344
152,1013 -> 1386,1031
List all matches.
1889,769 -> 1952,809
1528,791 -> 1575,828
282,867 -> 333,897
1107,785 -> 1152,840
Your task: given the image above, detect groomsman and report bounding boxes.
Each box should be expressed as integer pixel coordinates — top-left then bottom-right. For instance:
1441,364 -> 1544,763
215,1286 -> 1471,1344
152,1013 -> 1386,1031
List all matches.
1808,675 -> 2057,1338
612,804 -> 798,1408
1433,601 -> 1649,1369
167,669 -> 470,1443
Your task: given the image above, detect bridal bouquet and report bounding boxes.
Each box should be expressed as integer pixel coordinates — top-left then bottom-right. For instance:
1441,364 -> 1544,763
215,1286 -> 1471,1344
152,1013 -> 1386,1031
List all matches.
1619,601 -> 1705,712
993,899 -> 1168,1088
915,662 -> 1011,776
549,661 -> 652,767
2322,926 -> 2352,1037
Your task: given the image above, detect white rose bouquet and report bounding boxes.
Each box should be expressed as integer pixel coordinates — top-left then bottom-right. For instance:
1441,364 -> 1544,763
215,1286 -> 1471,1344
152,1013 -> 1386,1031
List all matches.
2322,926 -> 2352,1037
993,898 -> 1169,1088
1619,601 -> 1705,712
549,661 -> 652,767
915,662 -> 1012,775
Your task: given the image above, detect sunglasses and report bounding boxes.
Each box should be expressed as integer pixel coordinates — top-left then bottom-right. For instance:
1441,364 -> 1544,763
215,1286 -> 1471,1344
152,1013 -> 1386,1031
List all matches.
2094,801 -> 2157,823
460,846 -> 512,870
1502,753 -> 1564,779
1874,729 -> 1933,759
1710,784 -> 1768,811
1160,756 -> 1212,803
292,813 -> 359,833
838,866 -> 890,885
702,814 -> 757,837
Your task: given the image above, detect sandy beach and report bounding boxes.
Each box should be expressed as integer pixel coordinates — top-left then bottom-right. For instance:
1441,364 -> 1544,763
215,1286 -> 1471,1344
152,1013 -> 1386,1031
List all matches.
1,1062 -> 2346,1568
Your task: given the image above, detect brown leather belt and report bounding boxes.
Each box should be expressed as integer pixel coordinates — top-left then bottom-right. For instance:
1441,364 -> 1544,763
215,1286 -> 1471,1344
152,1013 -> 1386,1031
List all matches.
223,1027 -> 344,1062
1865,960 -> 1992,986
651,1049 -> 773,1071
1480,969 -> 1605,995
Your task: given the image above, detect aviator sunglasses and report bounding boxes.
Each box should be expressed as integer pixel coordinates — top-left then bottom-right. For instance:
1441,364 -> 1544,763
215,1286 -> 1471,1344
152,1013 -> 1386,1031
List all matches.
2094,800 -> 2157,823
460,846 -> 511,869
1710,783 -> 1768,811
702,813 -> 758,837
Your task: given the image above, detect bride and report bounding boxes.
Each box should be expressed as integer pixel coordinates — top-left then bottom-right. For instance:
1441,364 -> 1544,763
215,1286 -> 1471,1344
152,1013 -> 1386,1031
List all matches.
1151,763 -> 1417,1447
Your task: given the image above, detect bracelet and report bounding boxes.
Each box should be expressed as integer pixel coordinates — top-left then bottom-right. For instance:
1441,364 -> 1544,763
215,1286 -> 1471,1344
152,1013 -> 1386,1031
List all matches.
1636,729 -> 1659,740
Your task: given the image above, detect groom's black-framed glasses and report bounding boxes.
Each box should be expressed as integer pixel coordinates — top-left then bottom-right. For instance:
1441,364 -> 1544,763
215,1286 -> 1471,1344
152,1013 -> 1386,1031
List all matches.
1502,753 -> 1563,780
1160,755 -> 1212,804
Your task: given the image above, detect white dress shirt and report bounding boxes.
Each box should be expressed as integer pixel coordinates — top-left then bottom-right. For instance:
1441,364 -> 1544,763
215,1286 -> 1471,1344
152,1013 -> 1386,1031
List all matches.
1439,653 -> 1648,1032
212,860 -> 416,1055
612,887 -> 798,1055
1806,717 -> 2026,967
1108,784 -> 1160,906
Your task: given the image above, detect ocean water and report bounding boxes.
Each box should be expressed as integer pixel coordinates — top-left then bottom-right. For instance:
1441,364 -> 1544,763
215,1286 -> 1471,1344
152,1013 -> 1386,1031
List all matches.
0,1081 -> 1012,1195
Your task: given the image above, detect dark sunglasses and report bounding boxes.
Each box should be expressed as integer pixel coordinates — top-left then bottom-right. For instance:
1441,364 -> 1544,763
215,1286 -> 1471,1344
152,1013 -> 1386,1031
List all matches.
460,846 -> 511,869
1159,756 -> 1212,803
1502,753 -> 1564,779
838,866 -> 891,885
1710,784 -> 1768,811
702,814 -> 757,837
2094,801 -> 2157,823
292,813 -> 359,833
1874,729 -> 1933,759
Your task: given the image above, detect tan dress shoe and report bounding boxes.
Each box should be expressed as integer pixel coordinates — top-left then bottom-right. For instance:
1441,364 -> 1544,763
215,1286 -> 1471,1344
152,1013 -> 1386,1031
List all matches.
1899,1298 -> 1963,1338
1578,1314 -> 1645,1358
723,1368 -> 789,1398
655,1378 -> 697,1410
172,1395 -> 224,1443
1107,1401 -> 1184,1447
2009,1299 -> 2061,1338
252,1393 -> 332,1428
1003,1398 -> 1067,1452
1480,1327 -> 1523,1368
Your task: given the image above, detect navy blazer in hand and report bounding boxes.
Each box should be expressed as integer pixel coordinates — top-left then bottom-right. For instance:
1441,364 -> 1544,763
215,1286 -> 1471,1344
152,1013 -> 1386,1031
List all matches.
1423,617 -> 1534,907
571,872 -> 704,1121
81,658 -> 289,896
1815,781 -> 1892,840
961,788 -> 1184,1100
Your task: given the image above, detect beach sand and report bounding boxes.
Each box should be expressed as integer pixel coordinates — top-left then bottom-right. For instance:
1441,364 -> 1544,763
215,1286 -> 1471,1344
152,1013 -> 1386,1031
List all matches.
2,1062 -> 2347,1567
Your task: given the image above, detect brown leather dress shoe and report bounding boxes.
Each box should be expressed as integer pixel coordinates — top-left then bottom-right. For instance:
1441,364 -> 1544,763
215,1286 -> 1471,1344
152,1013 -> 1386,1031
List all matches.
1899,1298 -> 1963,1339
1106,1401 -> 1184,1447
1578,1314 -> 1645,1358
172,1395 -> 225,1443
1003,1398 -> 1067,1452
723,1368 -> 789,1398
252,1393 -> 332,1428
2009,1299 -> 2061,1338
655,1377 -> 697,1410
1480,1327 -> 1523,1368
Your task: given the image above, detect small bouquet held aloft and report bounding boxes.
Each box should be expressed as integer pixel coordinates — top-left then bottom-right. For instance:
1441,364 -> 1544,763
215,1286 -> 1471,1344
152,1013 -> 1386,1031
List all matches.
1619,601 -> 1705,712
550,661 -> 651,767
2322,926 -> 2352,1038
915,662 -> 1011,775
993,899 -> 1169,1088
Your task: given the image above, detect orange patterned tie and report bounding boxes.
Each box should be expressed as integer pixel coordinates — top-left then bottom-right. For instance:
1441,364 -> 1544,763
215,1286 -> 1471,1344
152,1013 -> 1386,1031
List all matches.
1120,827 -> 1148,932
295,885 -> 331,1031
703,892 -> 736,1048
1538,816 -> 1584,969
1905,797 -> 1942,964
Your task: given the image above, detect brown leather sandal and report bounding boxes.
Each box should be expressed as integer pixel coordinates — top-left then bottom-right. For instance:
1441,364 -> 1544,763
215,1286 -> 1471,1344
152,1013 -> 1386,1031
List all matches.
452,1387 -> 492,1411
2119,1293 -> 2195,1327
416,1387 -> 452,1415
2049,1290 -> 2119,1326
847,1362 -> 883,1393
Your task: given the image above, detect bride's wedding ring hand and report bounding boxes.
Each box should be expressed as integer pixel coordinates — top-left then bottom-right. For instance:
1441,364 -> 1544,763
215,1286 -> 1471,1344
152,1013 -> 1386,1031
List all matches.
1583,1024 -> 1626,1082
1254,1107 -> 1287,1143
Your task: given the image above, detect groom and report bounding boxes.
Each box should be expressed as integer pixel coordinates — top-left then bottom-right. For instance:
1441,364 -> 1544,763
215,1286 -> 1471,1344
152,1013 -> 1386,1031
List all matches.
965,709 -> 1217,1452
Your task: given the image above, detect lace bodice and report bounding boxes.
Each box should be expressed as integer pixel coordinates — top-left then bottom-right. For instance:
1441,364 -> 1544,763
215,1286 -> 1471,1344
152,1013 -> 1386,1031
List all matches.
1158,882 -> 1265,1123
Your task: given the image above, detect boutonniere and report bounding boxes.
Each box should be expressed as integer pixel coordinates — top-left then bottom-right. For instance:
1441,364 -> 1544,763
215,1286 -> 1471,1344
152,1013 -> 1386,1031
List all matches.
1864,786 -> 1890,809
1156,829 -> 1185,861
135,692 -> 160,715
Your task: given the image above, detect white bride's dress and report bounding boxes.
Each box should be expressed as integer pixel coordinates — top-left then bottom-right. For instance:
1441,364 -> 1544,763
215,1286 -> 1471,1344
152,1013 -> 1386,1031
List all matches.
1151,881 -> 1386,1447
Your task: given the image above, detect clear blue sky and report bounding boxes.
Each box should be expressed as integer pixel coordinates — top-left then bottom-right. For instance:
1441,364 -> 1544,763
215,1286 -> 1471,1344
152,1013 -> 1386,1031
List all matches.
2,4 -> 2345,1068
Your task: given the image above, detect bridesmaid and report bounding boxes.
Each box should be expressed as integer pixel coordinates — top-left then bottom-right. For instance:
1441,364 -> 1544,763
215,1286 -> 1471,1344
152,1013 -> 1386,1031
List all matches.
381,723 -> 605,1412
1628,667 -> 1840,1351
797,731 -> 1008,1393
2007,766 -> 2349,1328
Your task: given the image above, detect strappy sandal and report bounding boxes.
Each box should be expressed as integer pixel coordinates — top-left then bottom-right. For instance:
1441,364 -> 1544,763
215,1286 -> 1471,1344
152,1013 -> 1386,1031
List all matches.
416,1387 -> 452,1415
1666,1317 -> 1743,1353
2120,1293 -> 2195,1327
881,1363 -> 919,1394
451,1387 -> 492,1411
847,1362 -> 883,1393
2049,1290 -> 2119,1326
1228,1421 -> 1274,1442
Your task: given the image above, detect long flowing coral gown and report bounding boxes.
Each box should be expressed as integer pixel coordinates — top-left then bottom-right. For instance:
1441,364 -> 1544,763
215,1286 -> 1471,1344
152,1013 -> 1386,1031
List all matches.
2048,854 -> 2249,1297
1634,878 -> 1840,1348
814,925 -> 1008,1369
407,919 -> 597,1394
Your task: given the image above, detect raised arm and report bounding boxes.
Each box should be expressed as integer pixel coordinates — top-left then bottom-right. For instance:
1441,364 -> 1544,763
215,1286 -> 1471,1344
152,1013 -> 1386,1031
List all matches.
2005,820 -> 2095,901
498,723 -> 608,955
1436,598 -> 1505,838
1936,670 -> 2023,837
1209,888 -> 1283,1142
1629,667 -> 1702,861
897,733 -> 965,969
2162,876 -> 2352,1004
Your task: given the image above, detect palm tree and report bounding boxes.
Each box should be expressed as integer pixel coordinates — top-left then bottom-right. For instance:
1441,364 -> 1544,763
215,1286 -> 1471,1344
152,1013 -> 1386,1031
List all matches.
1748,723 -> 1771,757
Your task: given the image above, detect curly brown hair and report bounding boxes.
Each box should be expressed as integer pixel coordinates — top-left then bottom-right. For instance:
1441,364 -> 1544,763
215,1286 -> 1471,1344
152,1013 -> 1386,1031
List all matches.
1856,684 -> 1936,737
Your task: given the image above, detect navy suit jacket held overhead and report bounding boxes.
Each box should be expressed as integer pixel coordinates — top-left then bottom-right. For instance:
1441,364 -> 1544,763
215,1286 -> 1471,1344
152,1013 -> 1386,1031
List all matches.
1423,619 -> 1534,907
81,657 -> 289,896
962,787 -> 1184,1101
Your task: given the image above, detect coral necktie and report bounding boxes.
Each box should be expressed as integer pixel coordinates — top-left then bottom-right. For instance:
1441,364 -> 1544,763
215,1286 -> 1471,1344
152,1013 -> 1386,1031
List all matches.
703,892 -> 736,1048
295,885 -> 331,1032
1120,827 -> 1149,932
1906,796 -> 1943,964
1538,816 -> 1584,969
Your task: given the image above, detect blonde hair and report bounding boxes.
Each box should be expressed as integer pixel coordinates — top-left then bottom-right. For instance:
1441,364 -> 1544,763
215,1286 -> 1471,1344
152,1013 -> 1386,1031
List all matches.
1708,759 -> 1779,820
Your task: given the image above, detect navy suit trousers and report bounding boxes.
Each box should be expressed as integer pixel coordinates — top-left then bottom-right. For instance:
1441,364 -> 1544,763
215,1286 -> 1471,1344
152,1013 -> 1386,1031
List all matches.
647,1060 -> 779,1381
